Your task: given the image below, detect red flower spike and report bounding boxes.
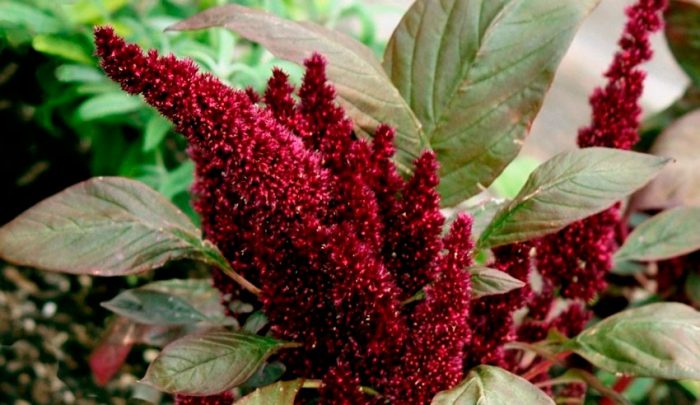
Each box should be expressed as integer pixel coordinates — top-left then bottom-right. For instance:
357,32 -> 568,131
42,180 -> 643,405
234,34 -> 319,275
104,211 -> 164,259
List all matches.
386,214 -> 473,403
578,0 -> 667,149
536,0 -> 667,312
95,27 -> 476,404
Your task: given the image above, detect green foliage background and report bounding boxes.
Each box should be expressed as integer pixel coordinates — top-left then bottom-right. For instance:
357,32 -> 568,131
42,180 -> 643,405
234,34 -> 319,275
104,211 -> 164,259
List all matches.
0,0 -> 393,402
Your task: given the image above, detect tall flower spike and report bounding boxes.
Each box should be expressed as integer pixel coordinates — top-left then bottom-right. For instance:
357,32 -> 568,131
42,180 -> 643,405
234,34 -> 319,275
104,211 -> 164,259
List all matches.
95,27 -> 479,404
386,214 -> 473,403
531,0 -> 666,348
578,0 -> 667,149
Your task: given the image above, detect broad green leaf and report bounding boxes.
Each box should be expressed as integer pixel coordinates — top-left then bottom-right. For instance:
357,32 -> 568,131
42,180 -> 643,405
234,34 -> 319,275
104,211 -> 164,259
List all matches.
32,35 -> 93,64
236,379 -> 304,405
615,207 -> 700,262
665,0 -> 700,85
0,3 -> 61,33
243,311 -> 269,335
567,303 -> 700,380
634,109 -> 700,210
102,289 -> 208,325
55,64 -> 105,83
449,199 -> 507,239
158,161 -> 195,200
76,93 -> 143,121
168,4 -> 425,174
142,329 -> 295,395
610,260 -> 647,276
143,114 -> 172,152
490,157 -> 541,199
431,365 -> 554,404
140,279 -> 227,320
469,266 -> 525,298
0,177 -> 228,276
61,0 -> 129,24
478,148 -> 669,249
384,0 -> 601,205
679,379 -> 700,399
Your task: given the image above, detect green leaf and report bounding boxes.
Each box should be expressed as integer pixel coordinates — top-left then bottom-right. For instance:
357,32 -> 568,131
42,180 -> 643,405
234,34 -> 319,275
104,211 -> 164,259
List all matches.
158,161 -> 195,200
0,3 -> 61,34
61,0 -> 129,24
665,0 -> 700,85
567,303 -> 700,380
478,148 -> 669,249
450,199 -> 507,240
634,109 -> 700,210
610,260 -> 647,276
142,329 -> 295,395
236,379 -> 304,405
168,4 -> 425,174
143,114 -> 172,152
240,361 -> 286,390
55,65 -> 105,83
0,177 -> 227,277
431,365 -> 554,404
384,0 -> 601,205
615,207 -> 700,262
76,93 -> 143,121
140,279 -> 227,320
489,157 -> 541,199
102,289 -> 208,326
32,35 -> 93,64
243,311 -> 269,335
469,266 -> 525,299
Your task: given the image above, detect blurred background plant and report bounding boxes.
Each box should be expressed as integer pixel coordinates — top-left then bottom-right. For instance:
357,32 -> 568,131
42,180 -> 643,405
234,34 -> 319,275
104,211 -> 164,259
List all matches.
0,0 -> 397,402
0,0 -> 396,224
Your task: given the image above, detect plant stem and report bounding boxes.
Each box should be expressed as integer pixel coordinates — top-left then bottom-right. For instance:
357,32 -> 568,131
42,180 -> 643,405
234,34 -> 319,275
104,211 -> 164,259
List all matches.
202,241 -> 261,296
571,369 -> 631,405
219,265 -> 261,297
600,376 -> 635,405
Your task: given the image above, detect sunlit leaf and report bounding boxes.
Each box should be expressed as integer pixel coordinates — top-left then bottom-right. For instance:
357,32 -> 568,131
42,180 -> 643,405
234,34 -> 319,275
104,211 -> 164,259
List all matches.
0,177 -> 228,277
634,109 -> 700,210
142,329 -> 296,395
32,34 -> 92,64
478,148 -> 669,249
385,0 -> 601,205
236,379 -> 304,405
102,289 -> 208,325
431,365 -> 554,404
143,114 -> 172,152
469,266 -> 525,299
76,93 -> 143,121
567,303 -> 700,380
615,207 -> 700,262
140,278 -> 227,320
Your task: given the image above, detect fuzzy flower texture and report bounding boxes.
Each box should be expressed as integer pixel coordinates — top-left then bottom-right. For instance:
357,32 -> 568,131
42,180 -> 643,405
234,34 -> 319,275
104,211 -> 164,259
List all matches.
95,28 -> 472,403
94,0 -> 665,401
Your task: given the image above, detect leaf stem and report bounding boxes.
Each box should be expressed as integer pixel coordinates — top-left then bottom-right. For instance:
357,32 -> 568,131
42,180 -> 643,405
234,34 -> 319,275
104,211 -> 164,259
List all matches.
202,241 -> 261,297
218,265 -> 261,297
570,369 -> 631,405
